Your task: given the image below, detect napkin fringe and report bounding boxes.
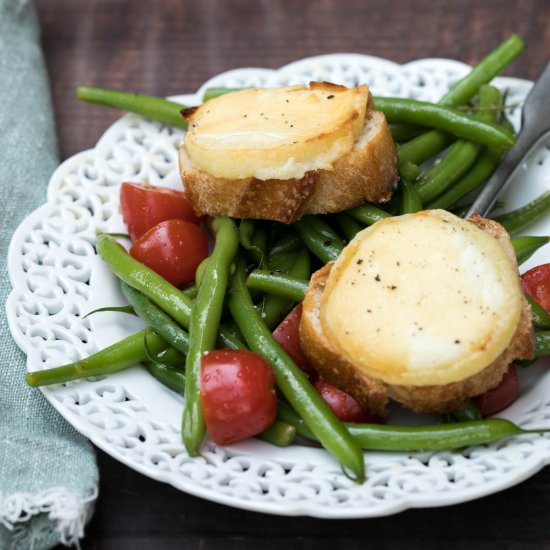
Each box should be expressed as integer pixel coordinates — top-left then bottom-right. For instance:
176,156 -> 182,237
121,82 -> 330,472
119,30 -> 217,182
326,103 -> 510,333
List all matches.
0,484 -> 98,547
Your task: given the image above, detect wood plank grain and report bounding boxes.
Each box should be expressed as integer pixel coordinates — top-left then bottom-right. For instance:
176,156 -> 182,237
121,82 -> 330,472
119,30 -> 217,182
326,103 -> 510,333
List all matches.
36,0 -> 549,159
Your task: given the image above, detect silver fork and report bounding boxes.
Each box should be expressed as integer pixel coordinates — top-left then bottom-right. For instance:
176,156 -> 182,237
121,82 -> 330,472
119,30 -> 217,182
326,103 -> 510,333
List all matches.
466,61 -> 550,218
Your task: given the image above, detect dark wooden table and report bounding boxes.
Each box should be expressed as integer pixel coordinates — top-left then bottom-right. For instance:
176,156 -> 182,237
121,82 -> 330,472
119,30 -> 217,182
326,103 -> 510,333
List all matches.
35,1 -> 550,547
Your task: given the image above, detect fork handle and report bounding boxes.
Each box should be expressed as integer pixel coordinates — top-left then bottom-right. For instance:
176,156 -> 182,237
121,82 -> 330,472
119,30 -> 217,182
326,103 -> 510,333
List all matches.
465,127 -> 546,218
466,61 -> 550,218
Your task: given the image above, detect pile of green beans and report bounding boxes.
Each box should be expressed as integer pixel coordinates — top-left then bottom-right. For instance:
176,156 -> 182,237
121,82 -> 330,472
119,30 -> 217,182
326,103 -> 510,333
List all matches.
413,85 -> 501,204
25,35 -> 550,481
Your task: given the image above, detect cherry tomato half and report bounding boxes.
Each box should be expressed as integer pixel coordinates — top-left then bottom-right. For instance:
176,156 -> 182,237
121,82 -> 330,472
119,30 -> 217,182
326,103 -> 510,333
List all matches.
200,350 -> 277,445
314,379 -> 382,423
475,364 -> 519,417
272,304 -> 318,381
120,181 -> 202,240
521,263 -> 550,313
130,219 -> 208,287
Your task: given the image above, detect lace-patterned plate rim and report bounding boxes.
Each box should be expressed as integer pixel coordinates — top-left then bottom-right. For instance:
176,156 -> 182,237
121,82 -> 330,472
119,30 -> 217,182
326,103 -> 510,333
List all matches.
6,53 -> 550,518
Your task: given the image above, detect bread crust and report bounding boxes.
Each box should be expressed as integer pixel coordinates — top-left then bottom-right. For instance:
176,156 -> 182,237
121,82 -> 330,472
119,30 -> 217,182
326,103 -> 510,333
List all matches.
299,215 -> 534,414
179,109 -> 398,224
300,262 -> 390,416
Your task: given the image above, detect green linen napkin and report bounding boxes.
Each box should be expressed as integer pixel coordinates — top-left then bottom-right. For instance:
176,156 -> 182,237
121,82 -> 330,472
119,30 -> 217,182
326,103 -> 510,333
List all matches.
0,1 -> 98,548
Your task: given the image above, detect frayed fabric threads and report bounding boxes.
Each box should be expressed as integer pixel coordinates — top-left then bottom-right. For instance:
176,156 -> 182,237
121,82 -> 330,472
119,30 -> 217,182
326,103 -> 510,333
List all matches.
1,485 -> 98,549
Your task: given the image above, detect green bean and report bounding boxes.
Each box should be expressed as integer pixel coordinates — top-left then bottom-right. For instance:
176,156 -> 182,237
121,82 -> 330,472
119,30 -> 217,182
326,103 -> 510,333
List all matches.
399,160 -> 421,184
251,226 -> 269,262
285,247 -> 311,281
524,294 -> 550,330
334,213 -> 364,242
400,179 -> 423,214
443,400 -> 482,423
147,362 -> 186,393
182,284 -> 199,300
182,217 -> 239,456
293,215 -> 345,264
492,192 -> 550,235
426,146 -> 503,210
103,232 -> 131,240
422,139 -> 481,203
277,401 -> 549,452
154,346 -> 186,368
499,115 -> 516,136
194,257 -> 209,287
229,258 -> 365,482
266,251 -> 300,273
416,140 -> 483,203
415,85 -> 501,204
239,219 -> 267,267
77,87 -> 188,129
216,325 -> 246,349
347,204 -> 392,226
120,282 -> 190,355
390,123 -> 424,143
83,305 -> 135,318
246,271 -> 308,302
259,248 -> 311,328
535,331 -> 550,357
96,234 -> 193,327
349,419 -> 549,451
25,329 -> 168,387
276,401 -> 317,439
374,98 -> 515,149
256,420 -> 296,447
512,236 -> 550,265
397,131 -> 454,168
268,231 -> 302,256
439,34 -> 524,106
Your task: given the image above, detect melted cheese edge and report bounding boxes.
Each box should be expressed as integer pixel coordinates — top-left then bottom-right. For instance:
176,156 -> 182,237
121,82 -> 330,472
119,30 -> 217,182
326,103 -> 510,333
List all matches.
183,83 -> 368,180
320,210 -> 522,386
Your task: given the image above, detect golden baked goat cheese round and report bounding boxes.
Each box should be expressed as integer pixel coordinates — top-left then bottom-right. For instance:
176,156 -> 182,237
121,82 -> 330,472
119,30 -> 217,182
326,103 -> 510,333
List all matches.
183,82 -> 368,180
319,209 -> 523,386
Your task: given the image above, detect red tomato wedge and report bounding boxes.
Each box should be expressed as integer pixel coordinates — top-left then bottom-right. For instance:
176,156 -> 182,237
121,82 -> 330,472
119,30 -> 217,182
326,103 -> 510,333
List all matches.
120,181 -> 202,240
200,350 -> 277,445
475,364 -> 519,417
314,379 -> 383,423
272,304 -> 318,380
129,219 -> 208,287
521,263 -> 550,313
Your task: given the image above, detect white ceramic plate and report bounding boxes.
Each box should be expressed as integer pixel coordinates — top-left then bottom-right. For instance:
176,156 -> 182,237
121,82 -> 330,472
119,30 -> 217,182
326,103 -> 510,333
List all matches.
7,54 -> 550,518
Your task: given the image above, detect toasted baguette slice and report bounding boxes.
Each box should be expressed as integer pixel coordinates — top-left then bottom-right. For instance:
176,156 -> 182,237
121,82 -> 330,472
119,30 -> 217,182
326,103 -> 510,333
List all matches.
183,83 -> 369,181
300,212 -> 534,414
179,85 -> 398,224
